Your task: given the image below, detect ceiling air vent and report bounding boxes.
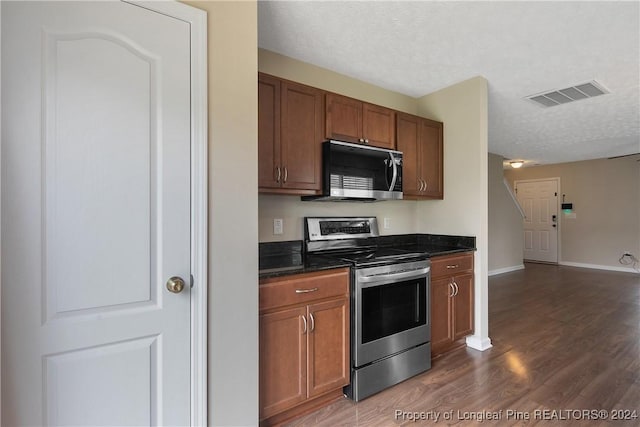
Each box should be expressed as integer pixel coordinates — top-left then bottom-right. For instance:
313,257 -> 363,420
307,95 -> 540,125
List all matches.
526,80 -> 609,108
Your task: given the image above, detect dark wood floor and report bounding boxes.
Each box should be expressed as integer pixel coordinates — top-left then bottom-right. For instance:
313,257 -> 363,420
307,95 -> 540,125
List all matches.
285,263 -> 640,426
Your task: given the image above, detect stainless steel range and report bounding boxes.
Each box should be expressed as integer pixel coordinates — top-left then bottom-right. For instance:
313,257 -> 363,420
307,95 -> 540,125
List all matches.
304,217 -> 431,401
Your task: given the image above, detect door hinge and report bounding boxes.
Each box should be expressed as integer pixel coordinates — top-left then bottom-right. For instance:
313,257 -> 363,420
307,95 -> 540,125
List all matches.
555,192 -> 558,196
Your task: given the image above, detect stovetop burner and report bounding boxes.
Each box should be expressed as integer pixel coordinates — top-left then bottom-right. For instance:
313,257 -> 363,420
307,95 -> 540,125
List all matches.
305,217 -> 429,267
335,247 -> 428,267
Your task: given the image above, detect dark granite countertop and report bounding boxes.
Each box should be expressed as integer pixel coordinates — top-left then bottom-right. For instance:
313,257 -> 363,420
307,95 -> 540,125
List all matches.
258,254 -> 351,280
259,234 -> 475,280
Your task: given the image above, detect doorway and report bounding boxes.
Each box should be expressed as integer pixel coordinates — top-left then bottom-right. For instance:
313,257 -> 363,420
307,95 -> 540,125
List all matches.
514,178 -> 560,263
1,1 -> 207,425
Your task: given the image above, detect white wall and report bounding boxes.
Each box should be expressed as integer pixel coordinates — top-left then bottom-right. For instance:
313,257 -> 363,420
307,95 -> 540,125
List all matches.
488,153 -> 524,274
184,2 -> 259,426
416,76 -> 492,351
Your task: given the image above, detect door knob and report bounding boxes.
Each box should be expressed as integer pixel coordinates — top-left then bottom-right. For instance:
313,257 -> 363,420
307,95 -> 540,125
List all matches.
166,276 -> 186,293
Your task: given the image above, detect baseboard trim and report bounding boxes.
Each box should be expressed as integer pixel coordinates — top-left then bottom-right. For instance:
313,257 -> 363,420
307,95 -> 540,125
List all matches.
465,335 -> 493,351
558,261 -> 639,274
488,264 -> 525,276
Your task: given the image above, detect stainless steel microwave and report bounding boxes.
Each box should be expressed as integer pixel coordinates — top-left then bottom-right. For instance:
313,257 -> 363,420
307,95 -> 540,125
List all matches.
302,140 -> 403,201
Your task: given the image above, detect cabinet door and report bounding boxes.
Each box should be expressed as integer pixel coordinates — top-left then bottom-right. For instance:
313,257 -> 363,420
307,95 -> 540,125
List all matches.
420,119 -> 444,199
307,298 -> 350,398
430,277 -> 454,356
258,74 -> 281,189
453,273 -> 474,340
281,81 -> 323,191
325,93 -> 362,144
362,103 -> 396,149
396,113 -> 421,197
259,306 -> 307,420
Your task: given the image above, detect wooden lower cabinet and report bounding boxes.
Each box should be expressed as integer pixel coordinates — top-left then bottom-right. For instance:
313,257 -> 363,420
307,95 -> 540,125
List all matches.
259,268 -> 350,426
430,253 -> 474,357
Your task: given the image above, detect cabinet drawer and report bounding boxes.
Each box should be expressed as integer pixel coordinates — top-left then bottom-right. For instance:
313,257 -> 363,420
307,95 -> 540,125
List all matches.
431,253 -> 473,278
260,268 -> 349,312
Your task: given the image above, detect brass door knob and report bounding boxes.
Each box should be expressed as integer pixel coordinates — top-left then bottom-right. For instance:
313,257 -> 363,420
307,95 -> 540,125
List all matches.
166,276 -> 185,293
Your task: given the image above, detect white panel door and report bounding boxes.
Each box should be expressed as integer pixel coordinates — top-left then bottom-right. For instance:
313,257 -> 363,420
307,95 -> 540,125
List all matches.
2,1 -> 191,425
515,179 -> 559,263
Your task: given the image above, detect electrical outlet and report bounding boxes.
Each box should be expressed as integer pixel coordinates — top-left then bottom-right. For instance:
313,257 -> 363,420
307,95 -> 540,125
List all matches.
273,218 -> 283,235
383,218 -> 391,230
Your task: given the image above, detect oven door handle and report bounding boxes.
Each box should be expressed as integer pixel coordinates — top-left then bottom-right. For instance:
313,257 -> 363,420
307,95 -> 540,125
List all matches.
358,267 -> 430,286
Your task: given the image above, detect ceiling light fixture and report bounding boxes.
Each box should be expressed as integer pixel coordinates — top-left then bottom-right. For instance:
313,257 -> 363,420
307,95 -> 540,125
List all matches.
510,161 -> 524,169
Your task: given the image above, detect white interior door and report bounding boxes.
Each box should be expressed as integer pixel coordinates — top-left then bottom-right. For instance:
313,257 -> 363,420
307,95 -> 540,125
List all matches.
2,1 -> 192,425
515,179 -> 559,263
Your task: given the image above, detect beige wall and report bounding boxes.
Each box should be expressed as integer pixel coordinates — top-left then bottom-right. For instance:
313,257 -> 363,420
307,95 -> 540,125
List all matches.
416,76 -> 491,350
259,196 -> 417,241
184,2 -> 258,426
259,49 -> 417,114
258,49 -> 420,242
488,153 -> 524,273
504,157 -> 640,271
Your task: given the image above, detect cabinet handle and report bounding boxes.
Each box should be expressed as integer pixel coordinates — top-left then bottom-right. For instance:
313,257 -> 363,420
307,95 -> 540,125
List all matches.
448,282 -> 455,297
295,287 -> 318,293
453,281 -> 459,296
423,180 -> 428,192
446,264 -> 459,269
358,138 -> 364,143
421,179 -> 426,192
301,315 -> 307,334
275,166 -> 281,183
364,139 -> 369,144
283,167 -> 288,184
309,313 -> 315,332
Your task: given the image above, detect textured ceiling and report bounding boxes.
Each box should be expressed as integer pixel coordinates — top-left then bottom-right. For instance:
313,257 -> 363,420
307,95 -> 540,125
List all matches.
258,1 -> 640,166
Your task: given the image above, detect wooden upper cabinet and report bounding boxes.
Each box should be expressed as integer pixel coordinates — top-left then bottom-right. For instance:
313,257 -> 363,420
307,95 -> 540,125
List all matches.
280,81 -> 323,191
258,74 -> 281,189
396,112 -> 444,200
396,113 -> 421,196
420,119 -> 444,199
326,93 -> 395,149
324,93 -> 362,144
258,73 -> 323,195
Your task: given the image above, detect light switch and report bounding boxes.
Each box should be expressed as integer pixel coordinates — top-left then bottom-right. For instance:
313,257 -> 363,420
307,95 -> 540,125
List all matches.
383,218 -> 391,229
273,218 -> 283,235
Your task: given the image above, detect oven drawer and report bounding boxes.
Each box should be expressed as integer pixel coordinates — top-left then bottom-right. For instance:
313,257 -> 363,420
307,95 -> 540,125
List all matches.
260,268 -> 350,312
431,252 -> 473,278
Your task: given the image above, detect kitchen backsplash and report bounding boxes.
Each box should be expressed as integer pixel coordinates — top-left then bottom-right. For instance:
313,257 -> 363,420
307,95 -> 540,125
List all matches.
259,194 -> 419,242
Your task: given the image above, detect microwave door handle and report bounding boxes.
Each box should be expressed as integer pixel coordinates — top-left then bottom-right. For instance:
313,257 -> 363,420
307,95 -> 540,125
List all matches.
384,158 -> 390,189
389,153 -> 398,191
